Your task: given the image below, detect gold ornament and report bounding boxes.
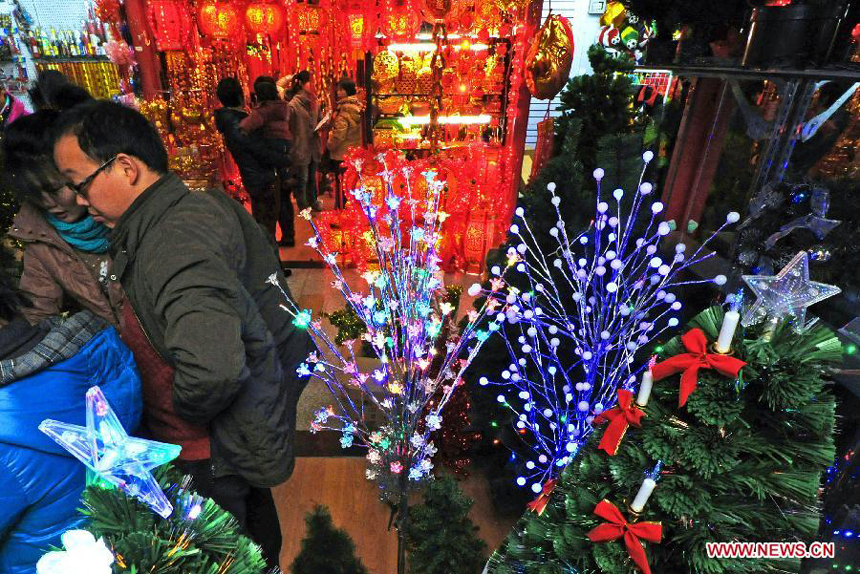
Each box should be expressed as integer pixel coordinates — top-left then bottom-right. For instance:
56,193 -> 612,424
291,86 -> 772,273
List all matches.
422,0 -> 452,21
493,0 -> 529,16
600,1 -> 626,28
373,51 -> 400,83
525,14 -> 574,100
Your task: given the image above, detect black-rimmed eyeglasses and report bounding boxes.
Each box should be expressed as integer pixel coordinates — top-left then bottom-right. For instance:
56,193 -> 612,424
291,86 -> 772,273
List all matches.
69,156 -> 117,198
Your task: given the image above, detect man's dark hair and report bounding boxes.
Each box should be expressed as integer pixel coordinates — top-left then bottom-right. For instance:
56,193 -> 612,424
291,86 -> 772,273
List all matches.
53,84 -> 94,111
255,81 -> 279,102
0,268 -> 31,324
54,100 -> 168,174
1,109 -> 64,205
254,75 -> 276,89
217,77 -> 244,108
295,70 -> 311,85
338,79 -> 357,97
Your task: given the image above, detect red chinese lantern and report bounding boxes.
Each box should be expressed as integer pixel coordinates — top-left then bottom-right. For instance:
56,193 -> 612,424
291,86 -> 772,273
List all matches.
246,1 -> 284,34
198,0 -> 241,39
147,0 -> 193,51
382,0 -> 420,39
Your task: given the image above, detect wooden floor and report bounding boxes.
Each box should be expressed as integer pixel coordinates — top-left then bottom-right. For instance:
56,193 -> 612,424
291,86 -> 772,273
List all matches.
273,457 -> 517,574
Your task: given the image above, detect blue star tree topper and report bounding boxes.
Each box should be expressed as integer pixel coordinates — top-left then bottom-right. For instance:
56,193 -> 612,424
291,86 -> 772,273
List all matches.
741,250 -> 842,329
39,386 -> 181,518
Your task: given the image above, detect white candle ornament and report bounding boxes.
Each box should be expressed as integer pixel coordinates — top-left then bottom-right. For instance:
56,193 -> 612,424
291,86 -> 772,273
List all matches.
715,310 -> 740,354
636,369 -> 654,407
630,461 -> 662,513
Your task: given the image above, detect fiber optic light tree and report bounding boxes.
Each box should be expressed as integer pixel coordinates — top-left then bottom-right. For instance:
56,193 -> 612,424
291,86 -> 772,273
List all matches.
481,151 -> 740,489
270,154 -> 509,574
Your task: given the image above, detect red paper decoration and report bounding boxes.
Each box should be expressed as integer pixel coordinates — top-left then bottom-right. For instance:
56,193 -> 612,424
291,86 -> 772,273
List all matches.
147,0 -> 193,51
246,1 -> 284,35
382,0 -> 420,39
294,2 -> 323,32
95,0 -> 122,25
198,0 -> 242,39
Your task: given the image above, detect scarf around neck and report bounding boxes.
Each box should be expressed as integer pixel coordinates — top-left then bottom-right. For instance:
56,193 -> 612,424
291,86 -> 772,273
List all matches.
46,213 -> 111,254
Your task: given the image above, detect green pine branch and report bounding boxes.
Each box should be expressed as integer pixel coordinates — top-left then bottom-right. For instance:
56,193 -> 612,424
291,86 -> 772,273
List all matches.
488,306 -> 840,574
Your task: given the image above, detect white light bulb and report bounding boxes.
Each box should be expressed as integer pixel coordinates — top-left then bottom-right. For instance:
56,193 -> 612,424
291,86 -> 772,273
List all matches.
668,317 -> 679,327
613,188 -> 624,200
726,211 -> 740,223
468,283 -> 481,296
538,454 -> 548,464
643,150 -> 654,162
517,477 -> 526,486
607,282 -> 618,293
577,401 -> 590,412
658,222 -> 671,236
593,168 -> 605,180
526,461 -> 535,469
510,224 -> 519,234
598,201 -> 609,213
640,182 -> 653,195
547,182 -> 557,192
515,207 -> 524,217
714,274 -> 727,285
551,196 -> 561,207
651,201 -> 663,213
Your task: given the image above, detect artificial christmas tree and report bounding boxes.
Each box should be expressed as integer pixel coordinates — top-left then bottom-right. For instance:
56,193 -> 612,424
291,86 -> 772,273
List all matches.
406,476 -> 487,574
291,505 -> 369,574
487,304 -> 841,574
80,466 -> 269,573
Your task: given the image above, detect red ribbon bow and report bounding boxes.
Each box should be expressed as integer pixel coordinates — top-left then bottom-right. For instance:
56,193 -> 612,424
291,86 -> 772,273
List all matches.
526,478 -> 557,516
651,328 -> 746,407
593,389 -> 645,456
587,500 -> 662,574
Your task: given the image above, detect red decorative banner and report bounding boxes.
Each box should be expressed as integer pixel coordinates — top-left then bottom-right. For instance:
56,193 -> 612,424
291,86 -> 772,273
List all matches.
526,478 -> 557,516
594,389 -> 645,456
651,328 -> 746,407
587,500 -> 662,574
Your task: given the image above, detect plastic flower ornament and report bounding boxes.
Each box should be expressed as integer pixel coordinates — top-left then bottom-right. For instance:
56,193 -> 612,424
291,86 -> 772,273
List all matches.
37,530 -> 114,574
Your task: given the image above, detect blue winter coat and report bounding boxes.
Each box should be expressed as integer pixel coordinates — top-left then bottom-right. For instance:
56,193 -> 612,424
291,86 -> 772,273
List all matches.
0,313 -> 142,574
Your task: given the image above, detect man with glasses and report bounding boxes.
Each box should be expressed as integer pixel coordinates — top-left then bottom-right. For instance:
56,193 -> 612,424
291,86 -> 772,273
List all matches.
52,100 -> 312,569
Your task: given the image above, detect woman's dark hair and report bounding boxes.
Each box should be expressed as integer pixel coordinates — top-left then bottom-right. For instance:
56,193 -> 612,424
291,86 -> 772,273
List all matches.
338,79 -> 357,97
0,268 -> 31,323
289,70 -> 311,98
28,69 -> 69,111
0,109 -> 64,205
255,81 -> 280,102
53,84 -> 94,111
54,100 -> 169,174
217,77 -> 244,108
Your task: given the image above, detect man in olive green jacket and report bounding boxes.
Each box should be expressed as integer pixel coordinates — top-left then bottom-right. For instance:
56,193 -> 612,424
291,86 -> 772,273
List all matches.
53,100 -> 312,569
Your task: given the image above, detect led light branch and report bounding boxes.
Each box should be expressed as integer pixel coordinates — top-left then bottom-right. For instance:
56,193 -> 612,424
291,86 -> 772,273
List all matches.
482,151 -> 739,490
269,155 -> 508,496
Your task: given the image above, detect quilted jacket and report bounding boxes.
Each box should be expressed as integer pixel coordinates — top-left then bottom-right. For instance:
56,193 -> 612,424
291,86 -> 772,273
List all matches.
0,312 -> 141,573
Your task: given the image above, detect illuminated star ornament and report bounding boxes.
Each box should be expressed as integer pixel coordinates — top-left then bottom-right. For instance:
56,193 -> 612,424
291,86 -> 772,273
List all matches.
741,251 -> 841,329
39,386 -> 182,518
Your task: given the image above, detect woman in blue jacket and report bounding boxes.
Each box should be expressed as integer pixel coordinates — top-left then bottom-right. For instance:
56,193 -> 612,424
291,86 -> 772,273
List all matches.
0,270 -> 142,573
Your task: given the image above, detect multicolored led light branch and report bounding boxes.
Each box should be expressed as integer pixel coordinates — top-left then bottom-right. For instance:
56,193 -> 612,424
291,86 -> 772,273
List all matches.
481,151 -> 740,490
269,154 -> 508,497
